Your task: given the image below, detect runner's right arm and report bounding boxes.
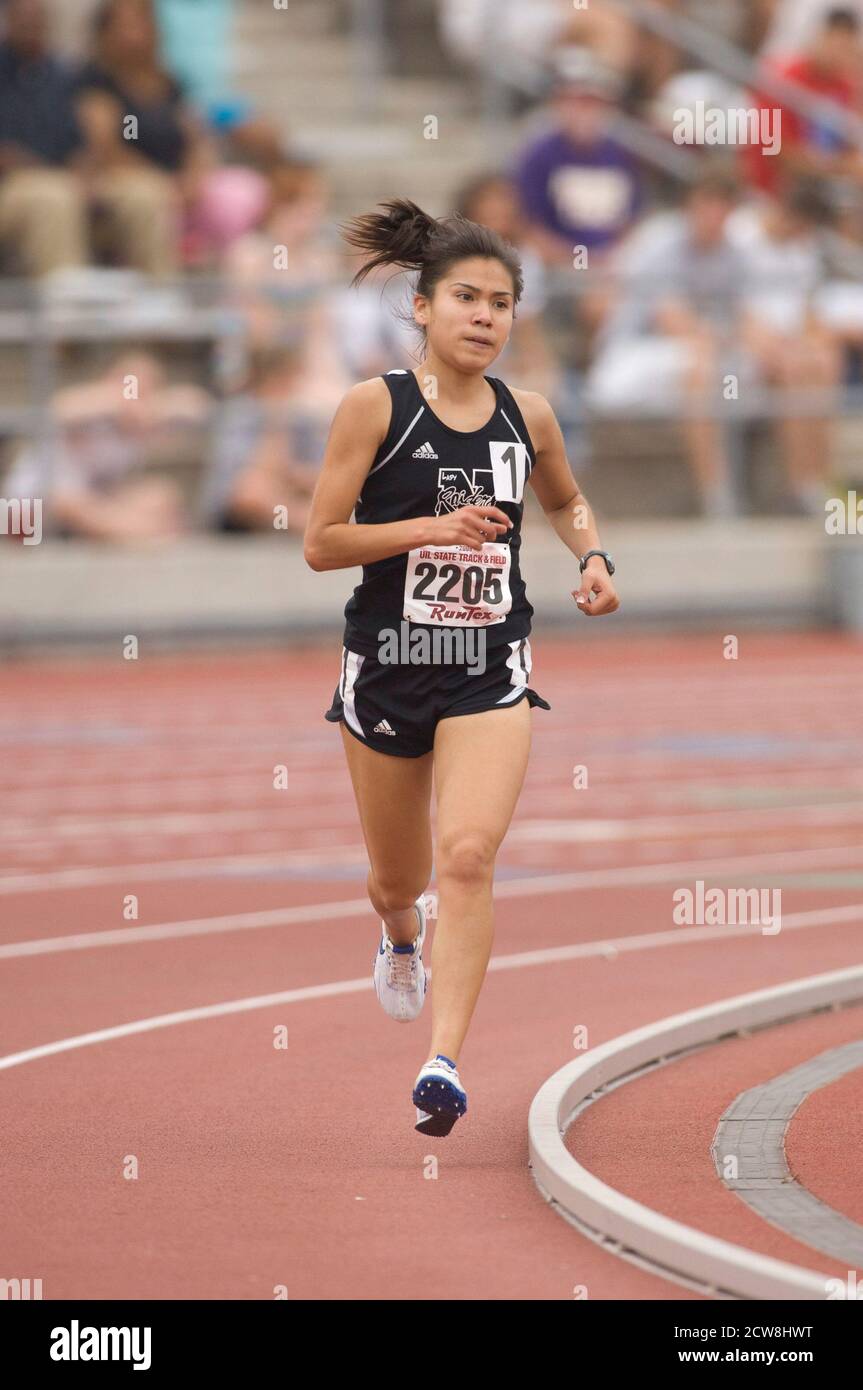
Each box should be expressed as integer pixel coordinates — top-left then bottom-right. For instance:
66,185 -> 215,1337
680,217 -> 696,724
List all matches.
303,380 -> 510,571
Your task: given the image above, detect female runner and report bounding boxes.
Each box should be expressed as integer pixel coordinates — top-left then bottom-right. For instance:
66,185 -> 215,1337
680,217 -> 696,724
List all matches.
303,198 -> 620,1136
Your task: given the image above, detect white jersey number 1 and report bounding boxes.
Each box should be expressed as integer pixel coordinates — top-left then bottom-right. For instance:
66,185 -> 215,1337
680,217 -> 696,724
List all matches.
489,441 -> 529,503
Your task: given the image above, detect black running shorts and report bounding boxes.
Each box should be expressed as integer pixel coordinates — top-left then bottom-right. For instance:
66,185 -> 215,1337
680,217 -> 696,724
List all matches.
324,636 -> 551,758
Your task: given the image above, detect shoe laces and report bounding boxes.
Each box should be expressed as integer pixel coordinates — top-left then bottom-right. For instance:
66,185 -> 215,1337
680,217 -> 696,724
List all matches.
385,938 -> 419,991
427,1056 -> 456,1075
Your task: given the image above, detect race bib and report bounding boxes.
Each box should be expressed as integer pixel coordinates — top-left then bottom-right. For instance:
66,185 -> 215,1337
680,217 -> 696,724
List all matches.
403,541 -> 512,627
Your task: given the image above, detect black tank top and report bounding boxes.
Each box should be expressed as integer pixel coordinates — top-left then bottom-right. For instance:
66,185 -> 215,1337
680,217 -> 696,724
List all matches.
341,369 -> 537,658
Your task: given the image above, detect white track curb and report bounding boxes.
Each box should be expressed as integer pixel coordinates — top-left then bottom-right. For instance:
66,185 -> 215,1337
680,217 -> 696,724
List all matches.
528,965 -> 863,1299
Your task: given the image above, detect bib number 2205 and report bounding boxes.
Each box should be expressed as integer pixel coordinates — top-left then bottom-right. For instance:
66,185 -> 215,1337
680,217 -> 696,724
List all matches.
402,542 -> 512,627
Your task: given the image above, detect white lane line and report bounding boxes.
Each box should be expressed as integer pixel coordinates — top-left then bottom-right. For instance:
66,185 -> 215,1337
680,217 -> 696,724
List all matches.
509,804 -> 863,840
2,917 -> 861,1073
1,874 -> 862,962
5,799 -> 863,847
4,755 -> 863,796
0,808 -> 306,842
2,823 -> 863,898
0,844 -> 369,894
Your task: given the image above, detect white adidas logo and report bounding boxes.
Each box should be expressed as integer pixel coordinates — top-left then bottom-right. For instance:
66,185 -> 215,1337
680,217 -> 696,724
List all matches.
412,441 -> 438,459
373,719 -> 397,736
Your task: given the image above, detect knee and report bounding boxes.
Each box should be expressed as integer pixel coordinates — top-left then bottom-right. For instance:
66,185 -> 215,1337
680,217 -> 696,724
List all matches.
100,168 -> 177,214
436,832 -> 497,884
686,349 -> 717,392
5,169 -> 83,216
774,352 -> 803,385
370,870 -> 428,915
806,345 -> 840,385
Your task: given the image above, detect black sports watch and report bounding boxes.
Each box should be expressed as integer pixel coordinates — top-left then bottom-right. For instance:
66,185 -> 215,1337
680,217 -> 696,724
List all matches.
579,549 -> 615,575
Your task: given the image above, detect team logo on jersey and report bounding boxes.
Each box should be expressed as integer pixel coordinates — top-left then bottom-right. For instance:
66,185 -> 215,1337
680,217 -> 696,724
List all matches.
434,467 -> 495,515
412,441 -> 438,459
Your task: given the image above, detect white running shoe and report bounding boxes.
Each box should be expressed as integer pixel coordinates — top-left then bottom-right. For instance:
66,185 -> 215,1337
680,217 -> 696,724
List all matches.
412,1054 -> 467,1136
373,895 -> 428,1022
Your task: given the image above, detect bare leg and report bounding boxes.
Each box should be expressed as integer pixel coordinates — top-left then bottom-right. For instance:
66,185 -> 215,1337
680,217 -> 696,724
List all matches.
680,335 -> 734,514
337,722 -> 433,945
774,335 -> 840,495
428,700 -> 533,1065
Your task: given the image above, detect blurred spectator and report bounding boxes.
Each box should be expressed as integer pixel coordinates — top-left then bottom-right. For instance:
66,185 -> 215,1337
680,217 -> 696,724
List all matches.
812,250 -> 863,350
74,0 -> 264,273
513,48 -> 643,269
729,183 -> 842,514
154,0 -> 234,119
3,351 -> 209,541
325,245 -> 416,380
224,157 -> 339,339
224,158 -> 351,433
454,172 -> 548,317
198,346 -> 320,536
651,69 -> 754,152
742,0 -> 783,53
0,0 -> 255,277
155,0 -> 287,221
760,0 -> 863,57
454,168 -> 595,461
745,7 -> 863,199
74,0 -> 221,275
454,170 -> 562,399
728,183 -> 829,330
587,171 -> 838,516
438,0 -> 578,103
585,172 -> 754,517
0,0 -> 90,274
436,0 -> 666,104
437,0 -> 719,110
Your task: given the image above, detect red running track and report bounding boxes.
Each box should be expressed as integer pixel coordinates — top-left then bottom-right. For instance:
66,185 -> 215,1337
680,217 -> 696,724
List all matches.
1,631 -> 862,1299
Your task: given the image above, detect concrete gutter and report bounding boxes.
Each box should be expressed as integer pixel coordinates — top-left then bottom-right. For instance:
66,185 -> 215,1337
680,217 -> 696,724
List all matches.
528,965 -> 863,1300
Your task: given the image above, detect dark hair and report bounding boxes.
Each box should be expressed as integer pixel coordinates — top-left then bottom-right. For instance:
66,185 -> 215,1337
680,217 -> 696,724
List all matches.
686,167 -> 740,203
339,197 -> 523,350
244,344 -> 303,391
781,178 -> 836,226
824,7 -> 860,30
452,171 -> 514,221
93,0 -> 155,31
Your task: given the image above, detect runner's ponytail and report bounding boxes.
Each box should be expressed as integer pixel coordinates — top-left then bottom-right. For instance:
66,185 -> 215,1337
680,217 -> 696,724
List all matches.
340,198 -> 438,287
340,195 -> 524,354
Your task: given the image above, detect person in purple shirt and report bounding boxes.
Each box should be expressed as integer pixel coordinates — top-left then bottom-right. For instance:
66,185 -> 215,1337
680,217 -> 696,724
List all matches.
514,47 -> 642,269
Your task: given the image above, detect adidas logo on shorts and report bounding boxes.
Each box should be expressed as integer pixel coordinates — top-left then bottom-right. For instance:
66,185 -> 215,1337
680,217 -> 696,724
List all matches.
373,719 -> 397,736
412,441 -> 438,459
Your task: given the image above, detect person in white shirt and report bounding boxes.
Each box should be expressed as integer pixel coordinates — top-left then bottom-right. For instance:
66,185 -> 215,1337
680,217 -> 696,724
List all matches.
730,183 -> 842,513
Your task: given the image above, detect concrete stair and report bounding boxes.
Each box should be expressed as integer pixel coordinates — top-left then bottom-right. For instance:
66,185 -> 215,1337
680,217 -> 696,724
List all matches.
230,0 -> 488,215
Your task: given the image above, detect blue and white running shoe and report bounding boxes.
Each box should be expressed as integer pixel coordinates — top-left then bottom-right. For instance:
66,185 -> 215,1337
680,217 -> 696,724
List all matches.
373,895 -> 428,1022
412,1054 -> 467,1136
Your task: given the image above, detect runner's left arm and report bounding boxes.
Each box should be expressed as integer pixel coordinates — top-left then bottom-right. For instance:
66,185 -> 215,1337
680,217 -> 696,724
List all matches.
521,392 -> 620,617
